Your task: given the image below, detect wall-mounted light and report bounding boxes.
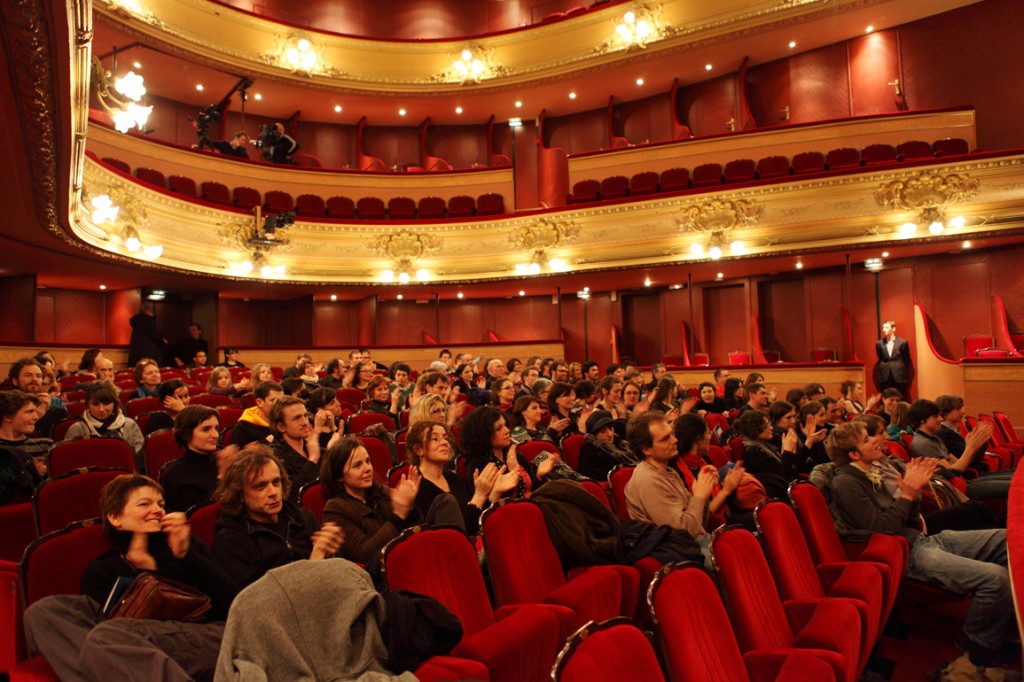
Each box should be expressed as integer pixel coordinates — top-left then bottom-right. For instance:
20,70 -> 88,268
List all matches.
91,55 -> 152,134
283,35 -> 319,72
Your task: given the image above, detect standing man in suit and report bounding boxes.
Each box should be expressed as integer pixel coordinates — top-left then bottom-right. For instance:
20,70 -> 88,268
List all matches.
876,320 -> 911,397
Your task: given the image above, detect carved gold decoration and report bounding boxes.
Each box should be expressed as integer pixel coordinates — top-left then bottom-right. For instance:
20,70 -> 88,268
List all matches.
431,44 -> 508,84
368,231 -> 442,272
675,198 -> 763,233
255,32 -> 345,78
874,170 -> 979,213
595,4 -> 670,54
508,217 -> 581,251
98,0 -> 160,26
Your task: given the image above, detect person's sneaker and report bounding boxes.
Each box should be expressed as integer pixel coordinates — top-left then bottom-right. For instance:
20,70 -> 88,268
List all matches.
928,653 -> 1023,682
956,632 -> 1022,669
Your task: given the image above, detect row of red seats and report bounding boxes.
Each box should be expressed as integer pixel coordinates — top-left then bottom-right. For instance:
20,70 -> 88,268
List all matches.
100,157 -> 506,219
568,137 -> 972,204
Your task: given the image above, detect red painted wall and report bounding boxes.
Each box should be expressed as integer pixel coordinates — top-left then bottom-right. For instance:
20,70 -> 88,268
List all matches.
702,284 -> 748,365
313,300 -> 359,346
756,278 -> 808,363
847,31 -> 904,116
677,74 -> 741,137
0,275 -> 35,343
621,292 -> 662,365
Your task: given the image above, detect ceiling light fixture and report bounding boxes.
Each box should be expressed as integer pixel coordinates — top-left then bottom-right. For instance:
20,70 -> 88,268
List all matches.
568,92 -> 577,99
788,41 -> 796,48
795,262 -> 803,270
99,284 -> 107,290
455,106 -> 463,114
195,84 -> 204,91
398,108 -> 407,116
881,251 -> 890,258
514,100 -> 523,108
636,78 -> 645,86
91,56 -> 152,134
865,25 -> 874,33
705,64 -> 713,71
282,35 -> 320,72
962,240 -> 972,249
254,93 -> 262,101
397,294 -> 404,300
610,7 -> 665,49
330,294 -> 337,301
644,277 -> 651,287
457,292 -> 464,299
334,105 -> 342,113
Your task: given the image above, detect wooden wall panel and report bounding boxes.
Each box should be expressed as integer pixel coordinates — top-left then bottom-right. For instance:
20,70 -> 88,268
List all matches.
313,301 -> 358,347
0,275 -> 36,343
658,287 -> 691,359
618,94 -> 673,146
757,278 -> 807,363
804,271 -> 847,362
430,125 -> 489,169
921,259 -> 990,359
676,75 -> 740,137
848,30 -> 903,116
703,284 -> 747,365
622,293 -> 662,365
378,300 -> 437,346
561,293 -> 613,366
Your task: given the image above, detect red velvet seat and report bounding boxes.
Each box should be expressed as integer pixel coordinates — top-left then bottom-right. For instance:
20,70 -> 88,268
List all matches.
762,349 -> 782,363
185,499 -> 221,548
135,167 -> 166,188
447,195 -> 476,218
628,171 -> 658,196
729,351 -> 752,365
168,175 -> 198,197
481,500 -> 634,631
862,143 -> 898,165
812,348 -> 837,362
52,416 -> 79,442
569,180 -> 600,204
897,140 -> 933,160
325,196 -> 355,219
552,617 -> 665,682
933,137 -> 970,157
200,181 -> 232,206
660,167 -> 690,192
477,193 -> 505,215
516,440 -> 560,462
387,196 -> 416,220
792,151 -> 826,174
144,431 -> 182,479
757,155 -> 791,180
33,467 -> 128,535
724,158 -> 757,184
692,352 -> 710,365
0,502 -> 35,563
349,412 -> 396,434
755,501 -> 884,672
826,147 -> 860,170
704,413 -> 730,446
559,434 -> 584,470
215,407 -> 243,429
382,526 -> 569,682
263,190 -> 294,213
692,163 -> 723,187
599,175 -> 629,200
101,157 -> 131,174
711,526 -> 861,682
607,465 -> 635,521
298,480 -> 325,523
650,563 -> 838,682
357,197 -> 386,220
232,186 -> 261,210
294,194 -> 325,217
964,334 -> 995,357
417,196 -> 446,219
190,394 -> 234,409
355,434 -> 395,482
335,388 -> 368,405
993,411 -> 1023,447
47,439 -> 135,477
126,396 -> 162,419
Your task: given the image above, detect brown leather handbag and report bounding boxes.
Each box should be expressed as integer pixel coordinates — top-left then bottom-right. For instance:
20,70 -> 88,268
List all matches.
109,573 -> 211,622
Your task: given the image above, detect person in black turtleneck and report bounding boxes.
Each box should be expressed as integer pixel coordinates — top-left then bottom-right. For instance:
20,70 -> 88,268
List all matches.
22,474 -> 237,681
161,405 -> 222,512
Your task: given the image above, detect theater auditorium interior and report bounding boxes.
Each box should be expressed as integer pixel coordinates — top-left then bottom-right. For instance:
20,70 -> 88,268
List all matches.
2,0 -> 1024,679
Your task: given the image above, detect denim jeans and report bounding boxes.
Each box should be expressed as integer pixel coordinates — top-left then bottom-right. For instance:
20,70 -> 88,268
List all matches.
966,469 -> 1013,500
906,528 -> 1010,650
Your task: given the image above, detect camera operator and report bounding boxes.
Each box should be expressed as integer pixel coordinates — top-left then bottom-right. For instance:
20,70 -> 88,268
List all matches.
198,126 -> 250,160
259,122 -> 299,165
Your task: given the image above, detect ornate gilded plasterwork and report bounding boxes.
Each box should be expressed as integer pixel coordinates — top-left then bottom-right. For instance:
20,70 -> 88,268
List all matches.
431,44 -> 509,84
367,231 -> 443,273
675,198 -> 764,233
507,217 -> 581,251
874,170 -> 979,213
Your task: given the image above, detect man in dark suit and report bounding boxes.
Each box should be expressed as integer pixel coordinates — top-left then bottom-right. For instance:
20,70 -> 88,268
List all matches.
128,301 -> 166,366
876,319 -> 911,397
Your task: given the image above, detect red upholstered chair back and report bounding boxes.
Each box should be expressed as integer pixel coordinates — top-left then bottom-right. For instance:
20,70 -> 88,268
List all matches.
447,195 -> 476,217
481,500 -> 567,605
48,438 -> 135,477
168,175 -> 198,196
812,348 -> 838,362
607,465 -> 635,520
33,467 -> 129,536
993,411 -> 1022,444
217,407 -> 243,428
325,196 -> 355,219
417,196 -> 446,219
388,463 -> 410,488
126,396 -> 162,419
756,155 -> 790,179
826,147 -> 860,169
476,193 -> 505,215
897,140 -> 933,160
135,167 -> 166,187
299,481 -> 325,523
264,190 -> 294,213
886,440 -> 909,462
190,394 -> 234,409
659,167 -> 690,192
629,171 -> 659,196
553,617 -> 665,682
792,151 -> 825,174
728,351 -> 751,365
599,175 -> 629,200
724,158 -> 756,183
350,412 -> 396,434
650,564 -> 751,682
692,163 -> 723,187
560,434 -> 585,470
787,482 -> 847,565
145,431 -> 182,479
232,186 -> 261,210
933,137 -> 969,157
294,194 -> 325,217
22,520 -> 110,605
337,388 -> 369,405
201,182 -> 232,205
580,480 -> 611,509
570,180 -> 600,204
706,444 -> 730,469
1006,467 -> 1024,657
754,500 -> 824,602
52,416 -> 79,442
185,500 -> 221,549
965,334 -> 995,357
517,440 -> 560,462
382,527 -> 495,635
355,435 -> 394,482
710,526 -> 794,651
387,196 -> 416,220
861,143 -> 898,165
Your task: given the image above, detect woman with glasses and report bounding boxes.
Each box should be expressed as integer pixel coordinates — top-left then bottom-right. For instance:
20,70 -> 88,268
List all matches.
489,378 -> 516,413
352,363 -> 375,391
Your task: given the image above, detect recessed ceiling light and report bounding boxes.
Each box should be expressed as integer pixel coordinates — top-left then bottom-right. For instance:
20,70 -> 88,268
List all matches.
330,294 -> 337,301
457,292 -> 464,299
195,84 -> 204,91
636,78 -> 644,86
644,278 -> 651,287
514,100 -> 522,108
132,61 -> 141,68
705,64 -> 712,71
254,93 -> 262,101
716,272 -> 724,279
788,41 -> 796,49
519,290 -> 526,296
397,294 -> 404,300
99,284 -> 107,290
398,108 -> 407,116
334,105 -> 342,113
963,240 -> 972,249
568,92 -> 577,100
795,262 -> 803,270
881,251 -> 890,258
865,25 -> 874,33
455,106 -> 463,114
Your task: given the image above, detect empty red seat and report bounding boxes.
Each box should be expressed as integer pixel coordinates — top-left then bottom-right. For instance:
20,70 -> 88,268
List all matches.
418,196 -> 446,219
757,155 -> 791,179
387,196 -> 416,220
135,167 -> 166,187
629,171 -> 659,196
660,167 -> 690,192
724,158 -> 756,183
812,348 -> 837,362
728,351 -> 751,365
600,175 -> 629,200
101,157 -> 131,174
477,193 -> 505,215
570,179 -> 600,204
232,186 -> 261,210
357,197 -> 386,220
553,618 -> 665,682
325,196 -> 355,219
264,190 -> 294,213
762,349 -> 782,363
33,467 -> 128,535
447,195 -> 476,218
826,147 -> 860,169
934,137 -> 970,157
201,182 -> 232,205
607,465 -> 635,521
861,143 -> 898,165
792,151 -> 826,174
294,194 -> 325,217
299,481 -> 326,523
144,431 -> 182,478
692,163 -> 723,187
897,140 -> 933,160
47,439 -> 135,477
168,175 -> 198,197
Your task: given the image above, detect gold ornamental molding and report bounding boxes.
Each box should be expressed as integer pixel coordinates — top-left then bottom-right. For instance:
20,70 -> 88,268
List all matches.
594,4 -> 671,55
507,217 -> 581,251
431,44 -> 509,85
367,231 -> 442,274
675,198 -> 764,233
874,170 -> 980,213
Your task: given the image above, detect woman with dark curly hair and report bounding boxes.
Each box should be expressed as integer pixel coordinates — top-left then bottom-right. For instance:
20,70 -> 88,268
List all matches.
460,406 -> 558,498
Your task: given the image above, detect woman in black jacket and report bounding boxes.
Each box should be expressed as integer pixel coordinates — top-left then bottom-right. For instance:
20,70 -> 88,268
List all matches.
23,474 -> 237,682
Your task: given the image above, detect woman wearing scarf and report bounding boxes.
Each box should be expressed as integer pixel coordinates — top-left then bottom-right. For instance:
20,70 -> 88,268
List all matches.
576,409 -> 640,482
63,381 -> 145,464
732,409 -> 805,500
